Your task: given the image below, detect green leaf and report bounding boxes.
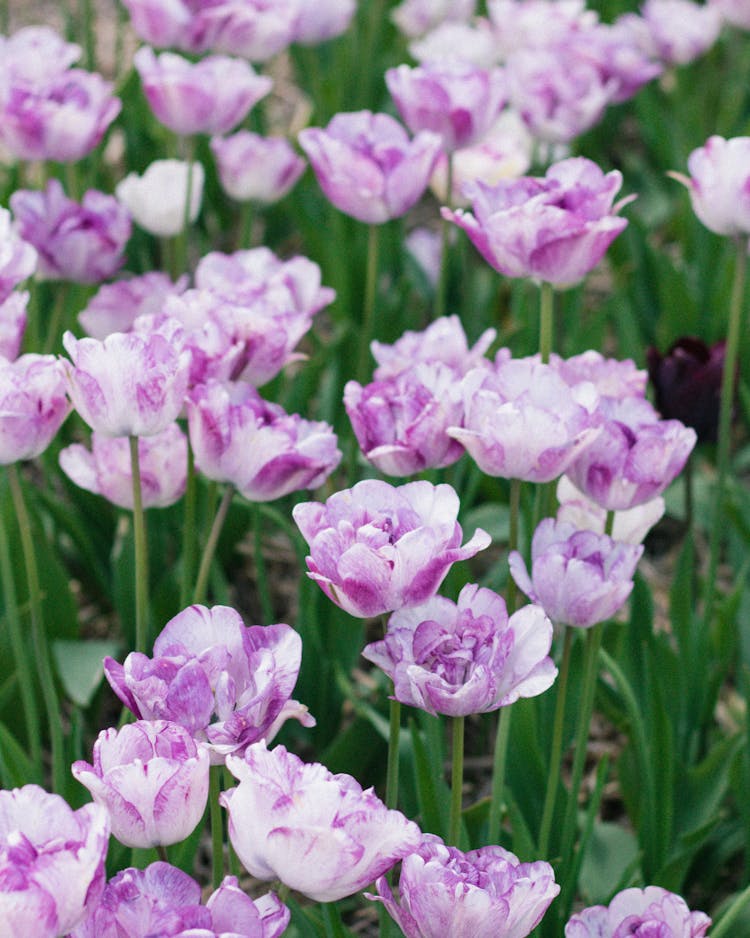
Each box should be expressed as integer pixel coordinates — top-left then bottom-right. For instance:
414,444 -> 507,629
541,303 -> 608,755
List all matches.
578,820 -> 640,903
0,721 -> 37,788
52,639 -> 121,708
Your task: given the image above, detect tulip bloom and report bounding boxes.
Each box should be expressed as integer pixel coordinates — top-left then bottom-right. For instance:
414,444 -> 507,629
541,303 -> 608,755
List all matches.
78,272 -> 188,339
299,110 -> 442,224
370,834 -> 559,938
0,25 -> 81,85
671,135 -> 750,236
556,475 -> 665,546
104,604 -> 314,762
392,0 -> 476,39
293,0 -> 357,44
116,159 -> 205,237
292,479 -> 490,618
0,354 -> 69,463
134,47 -> 272,136
565,886 -> 710,937
222,741 -> 422,902
364,584 -> 557,716
0,784 -> 109,938
62,325 -> 191,438
444,157 -> 633,288
0,209 -> 37,303
210,131 -> 306,203
509,518 -> 643,628
72,720 -> 210,848
59,422 -> 187,509
0,291 -> 28,361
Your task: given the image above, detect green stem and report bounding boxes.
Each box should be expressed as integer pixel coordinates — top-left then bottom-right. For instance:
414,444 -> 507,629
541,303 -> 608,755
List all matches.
239,199 -> 255,249
704,238 -> 746,631
209,765 -> 225,889
42,282 -> 68,354
254,505 -> 274,623
193,485 -> 234,606
559,622 -> 604,870
174,137 -> 196,277
385,696 -> 401,810
539,281 -> 554,363
448,716 -> 465,845
537,627 -> 574,857
0,479 -> 42,780
487,705 -> 512,844
356,224 -> 380,386
129,436 -> 149,653
506,478 -> 522,615
435,151 -> 454,321
180,441 -> 197,608
7,464 -> 65,792
711,882 -> 750,938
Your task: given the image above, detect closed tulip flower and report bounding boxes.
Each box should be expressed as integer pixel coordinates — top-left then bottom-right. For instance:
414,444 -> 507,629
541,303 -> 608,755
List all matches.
0,784 -> 109,938
0,354 -> 69,463
0,291 -> 28,361
565,886 -> 710,937
292,479 -> 490,618
116,159 -> 205,237
134,47 -> 272,137
0,209 -> 37,303
509,518 -> 643,628
671,135 -> 750,236
72,720 -> 210,849
78,271 -> 188,339
299,110 -> 442,224
221,741 -> 422,902
210,132 -> 305,204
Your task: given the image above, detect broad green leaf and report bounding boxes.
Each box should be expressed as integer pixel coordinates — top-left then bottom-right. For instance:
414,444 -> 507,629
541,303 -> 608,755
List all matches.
52,639 -> 121,708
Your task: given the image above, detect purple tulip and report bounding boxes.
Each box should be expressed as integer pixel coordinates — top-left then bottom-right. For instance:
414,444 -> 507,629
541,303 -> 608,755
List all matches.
298,110 -> 442,224
565,395 -> 697,510
369,833 -> 559,938
0,68 -> 120,163
386,62 -> 507,152
363,584 -> 557,716
187,380 -> 341,500
344,362 -> 466,476
116,159 -> 204,238
0,291 -> 28,360
10,180 -> 131,284
71,862 -> 289,938
62,324 -> 191,437
221,741 -> 422,902
647,336 -> 725,443
565,886 -> 711,937
104,604 -> 314,763
0,354 -> 69,463
549,349 -> 648,399
621,0 -> 722,66
444,157 -> 633,287
711,0 -> 750,28
78,272 -> 189,339
134,46 -> 272,136
509,518 -> 643,628
292,479 -> 490,618
671,135 -> 750,236
447,356 -> 601,483
59,422 -> 187,509
409,20 -> 499,68
210,131 -> 306,203
0,784 -> 109,938
392,0 -> 477,39
371,314 -> 496,380
0,25 -> 81,86
72,720 -> 210,848
405,226 -> 442,286
556,475 -> 665,546
293,0 -> 357,44
0,209 -> 36,303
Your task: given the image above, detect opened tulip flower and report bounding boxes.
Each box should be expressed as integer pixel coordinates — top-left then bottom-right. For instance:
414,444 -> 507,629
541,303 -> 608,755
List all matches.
556,475 -> 665,546
134,47 -> 272,136
0,25 -> 81,85
565,886 -> 710,937
292,479 -> 490,618
369,834 -> 559,938
211,132 -> 306,204
0,784 -> 109,938
0,354 -> 69,463
62,324 -> 191,438
72,720 -> 210,848
59,422 -> 187,509
549,349 -> 647,399
0,292 -> 27,361
293,0 -> 357,44
444,157 -> 633,287
78,272 -> 188,339
509,518 -> 643,628
363,584 -> 557,716
104,604 -> 314,762
299,110 -> 442,223
0,208 -> 36,302
116,159 -> 205,237
222,741 -> 422,902
392,0 -> 476,39
10,180 -> 131,284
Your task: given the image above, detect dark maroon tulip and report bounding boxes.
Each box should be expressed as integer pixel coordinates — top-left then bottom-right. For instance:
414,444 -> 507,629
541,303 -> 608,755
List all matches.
647,336 -> 726,443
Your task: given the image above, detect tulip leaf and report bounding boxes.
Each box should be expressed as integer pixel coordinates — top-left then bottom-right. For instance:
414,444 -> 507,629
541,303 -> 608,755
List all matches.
578,819 -> 640,903
52,639 -> 121,708
0,720 -> 37,788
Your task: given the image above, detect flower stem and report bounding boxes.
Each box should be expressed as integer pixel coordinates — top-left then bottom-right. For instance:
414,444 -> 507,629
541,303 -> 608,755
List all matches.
559,622 -> 604,871
356,223 -> 380,386
7,464 -> 65,793
711,882 -> 750,938
0,477 -> 42,780
448,716 -> 465,845
703,237 -> 745,631
539,281 -> 554,363
506,477 -> 522,615
435,151 -> 454,321
180,440 -> 196,608
174,136 -> 196,277
254,506 -> 274,623
239,199 -> 255,249
209,764 -> 225,889
385,696 -> 401,810
487,705 -> 511,844
129,436 -> 149,653
537,626 -> 574,857
193,485 -> 234,605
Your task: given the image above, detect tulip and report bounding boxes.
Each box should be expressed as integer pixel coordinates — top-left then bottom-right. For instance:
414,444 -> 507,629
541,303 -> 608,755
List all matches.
0,209 -> 36,303
0,354 -> 69,463
0,25 -> 81,85
565,886 -> 711,937
210,132 -> 306,204
78,272 -> 189,339
116,159 -> 205,237
0,291 -> 28,361
293,0 -> 357,44
391,0 -> 477,39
